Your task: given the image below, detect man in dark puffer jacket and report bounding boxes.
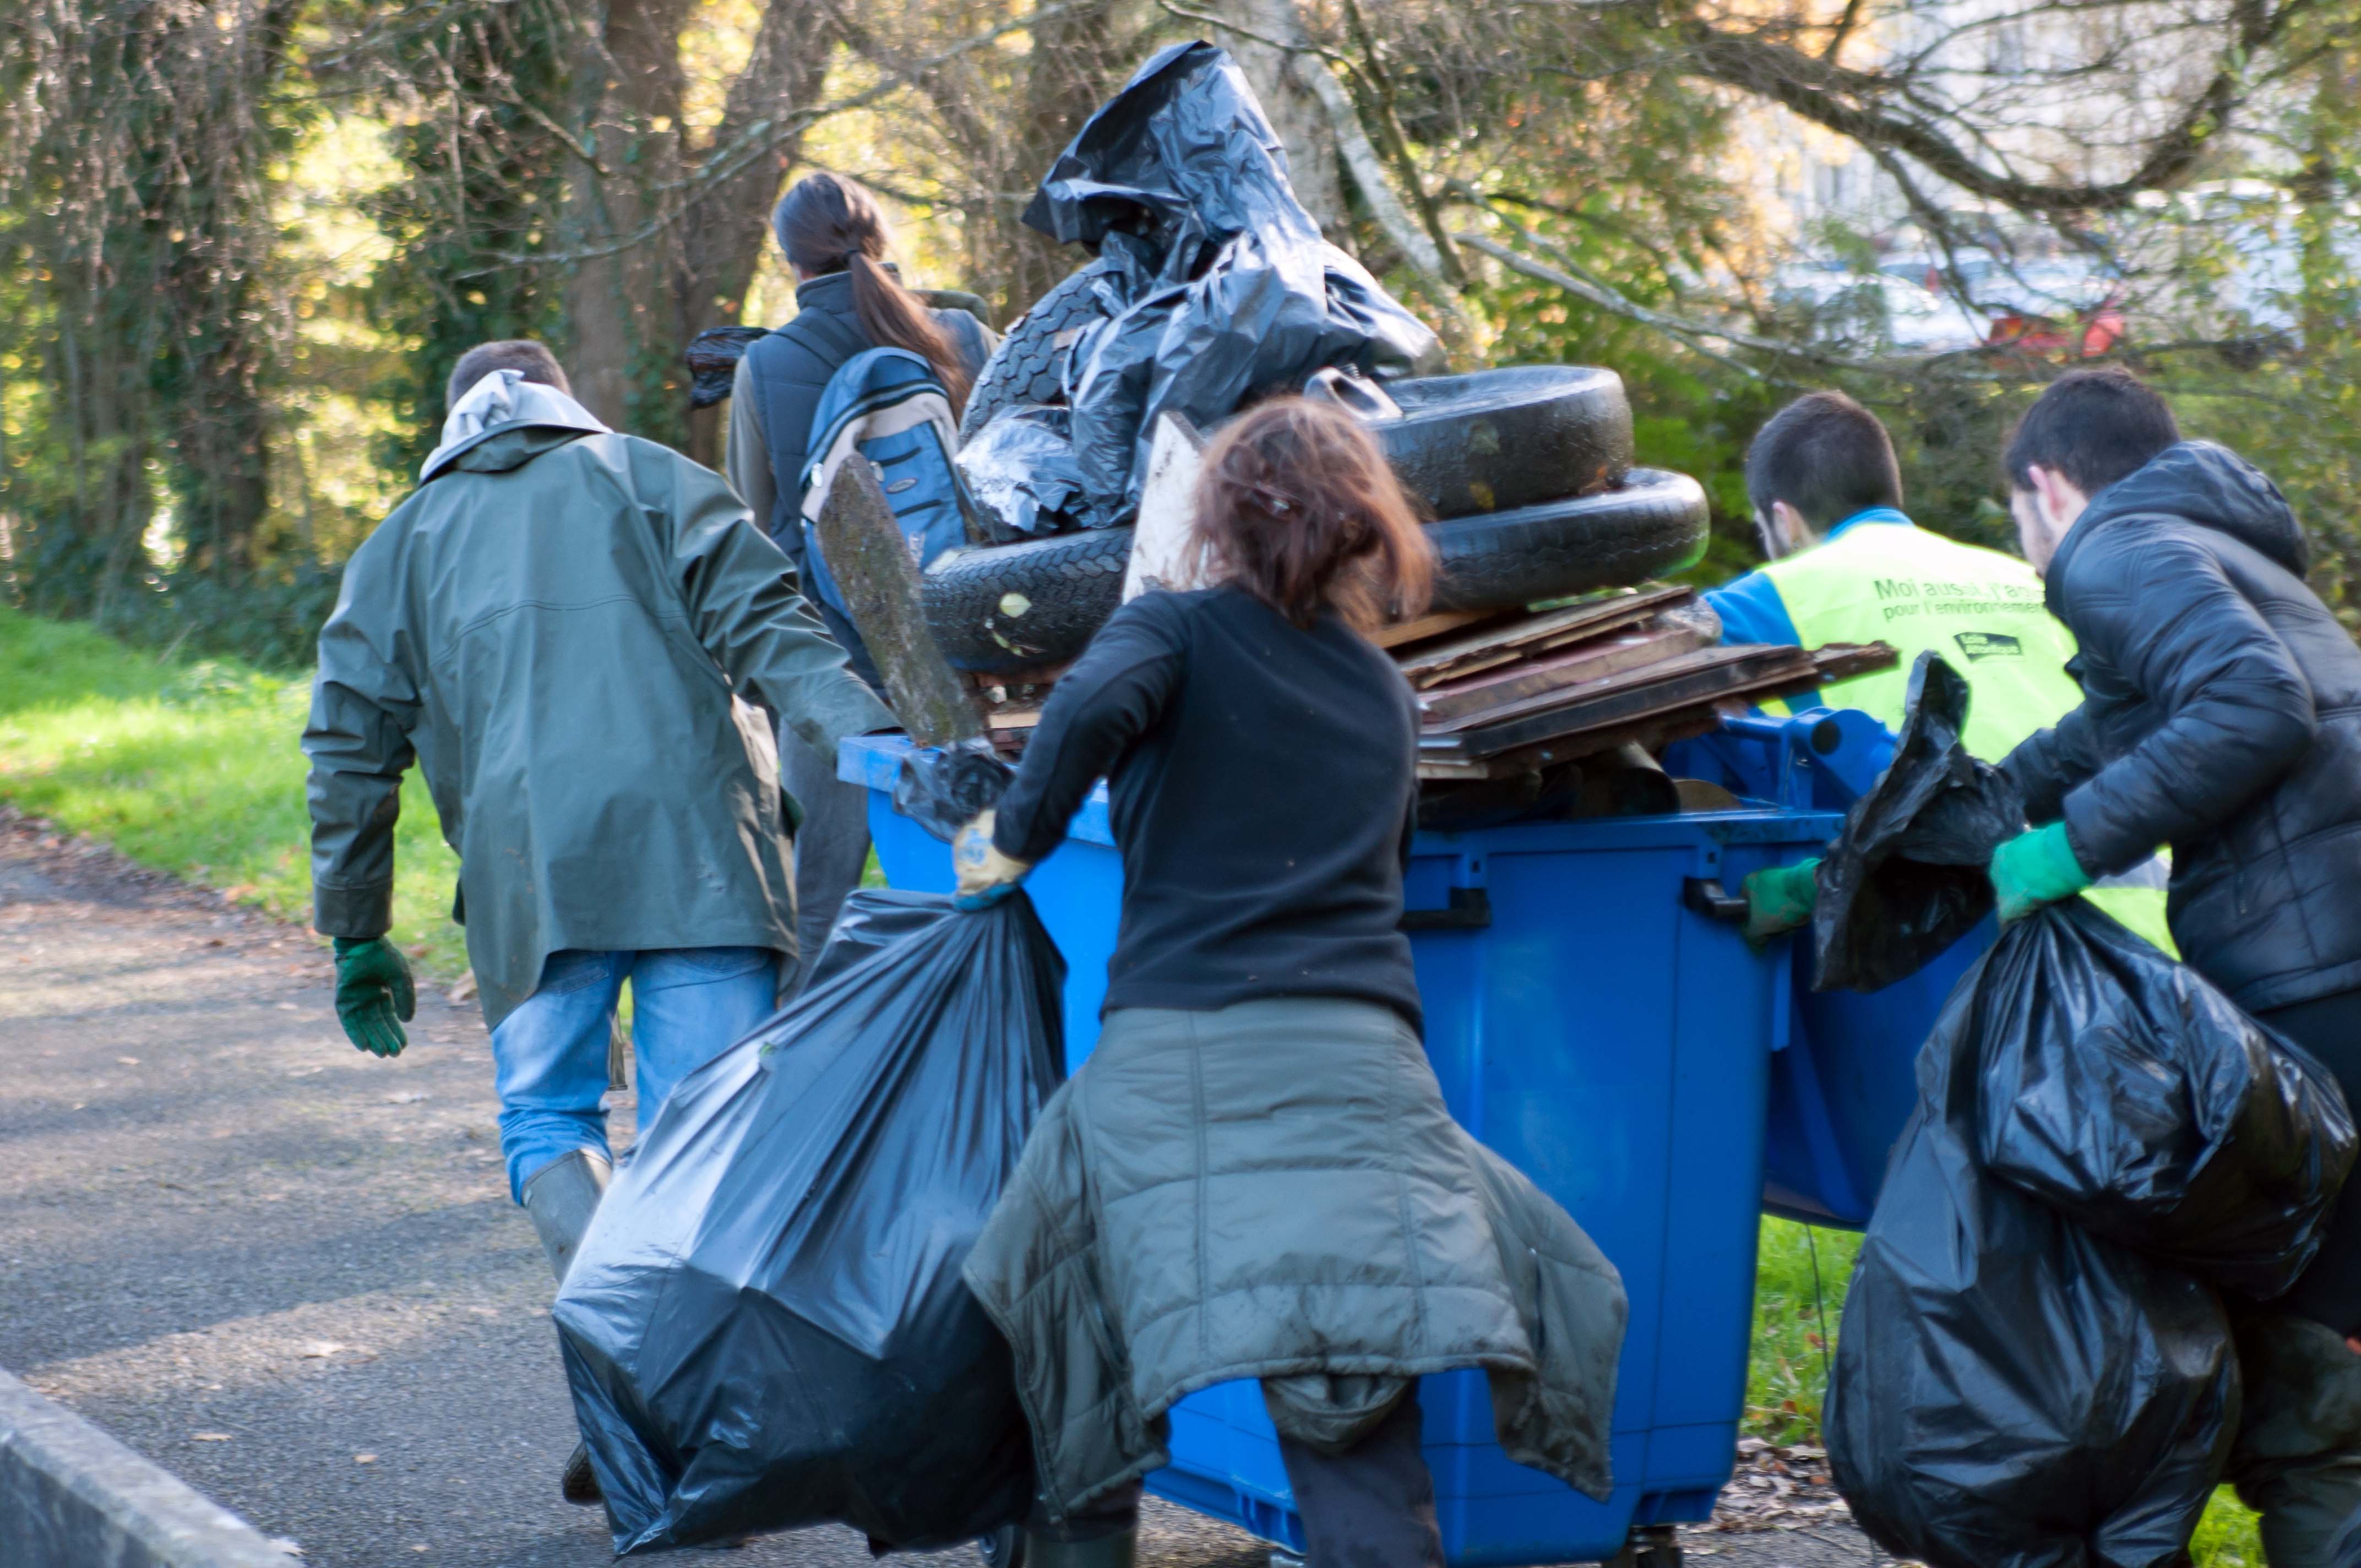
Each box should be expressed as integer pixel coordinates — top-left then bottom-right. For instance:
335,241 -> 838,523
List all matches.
1993,367 -> 2361,1567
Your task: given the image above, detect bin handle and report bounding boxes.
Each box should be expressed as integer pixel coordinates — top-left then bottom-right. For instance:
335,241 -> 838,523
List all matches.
1682,876 -> 1750,924
1400,886 -> 1492,930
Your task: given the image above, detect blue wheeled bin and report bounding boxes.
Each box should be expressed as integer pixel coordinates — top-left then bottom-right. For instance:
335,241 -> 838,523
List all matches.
842,736 -> 1839,1565
1667,712 -> 1993,1228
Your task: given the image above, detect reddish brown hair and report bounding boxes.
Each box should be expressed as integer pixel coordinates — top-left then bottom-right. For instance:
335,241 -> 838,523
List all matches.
1189,397 -> 1436,632
773,172 -> 972,414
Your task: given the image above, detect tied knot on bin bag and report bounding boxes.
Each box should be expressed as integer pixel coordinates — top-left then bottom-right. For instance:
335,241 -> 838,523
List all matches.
1821,654 -> 2359,1568
550,745 -> 1067,1556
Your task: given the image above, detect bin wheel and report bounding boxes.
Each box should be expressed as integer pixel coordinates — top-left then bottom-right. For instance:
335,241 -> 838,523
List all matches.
978,1525 -> 1026,1568
1603,1523 -> 1681,1568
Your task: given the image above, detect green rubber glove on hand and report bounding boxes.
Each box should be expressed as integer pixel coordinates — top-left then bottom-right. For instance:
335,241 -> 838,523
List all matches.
1989,821 -> 2092,924
1741,857 -> 1821,946
334,936 -> 415,1058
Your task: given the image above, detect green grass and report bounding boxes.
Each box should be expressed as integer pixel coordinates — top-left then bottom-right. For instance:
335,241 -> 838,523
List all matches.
0,606 -> 467,976
0,606 -> 2280,1564
1748,1217 -> 1859,1444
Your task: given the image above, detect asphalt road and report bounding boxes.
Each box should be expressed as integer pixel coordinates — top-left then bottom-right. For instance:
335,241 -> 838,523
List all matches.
0,810 -> 1878,1568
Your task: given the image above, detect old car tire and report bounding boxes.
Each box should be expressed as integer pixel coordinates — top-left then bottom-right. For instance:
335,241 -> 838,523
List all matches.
1375,367 -> 1633,518
924,469 -> 1709,673
959,269 -> 1109,439
1426,467 -> 1711,614
924,526 -> 1136,673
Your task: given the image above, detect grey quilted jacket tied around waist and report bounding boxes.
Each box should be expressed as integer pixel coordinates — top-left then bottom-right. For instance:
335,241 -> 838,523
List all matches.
962,996 -> 1629,1520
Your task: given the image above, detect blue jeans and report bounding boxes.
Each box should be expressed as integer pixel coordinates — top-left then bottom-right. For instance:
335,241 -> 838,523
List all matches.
491,947 -> 777,1202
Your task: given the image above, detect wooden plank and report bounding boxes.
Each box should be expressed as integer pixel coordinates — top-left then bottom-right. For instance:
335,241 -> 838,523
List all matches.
1370,607 -> 1503,650
1396,584 -> 1693,688
1428,645 -> 1806,738
1438,646 -> 1819,759
1417,710 -> 1729,780
1123,412 -> 1209,601
1414,644 -> 1897,783
811,460 -> 985,747
1810,641 -> 1898,681
1416,624 -> 1711,723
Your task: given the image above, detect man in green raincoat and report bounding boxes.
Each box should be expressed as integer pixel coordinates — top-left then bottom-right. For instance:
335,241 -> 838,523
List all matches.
302,340 -> 893,1500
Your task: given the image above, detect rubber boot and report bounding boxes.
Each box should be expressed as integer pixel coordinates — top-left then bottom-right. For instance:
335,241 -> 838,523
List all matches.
521,1148 -> 611,1506
1018,1529 -> 1137,1568
522,1147 -> 610,1284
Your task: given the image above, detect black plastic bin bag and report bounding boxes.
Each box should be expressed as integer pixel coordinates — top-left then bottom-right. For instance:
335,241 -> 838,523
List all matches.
1972,900 -> 2356,1298
1813,652 -> 2022,993
1827,919 -> 2241,1568
955,405 -> 1104,540
553,889 -> 1067,1553
1024,40 -> 1438,520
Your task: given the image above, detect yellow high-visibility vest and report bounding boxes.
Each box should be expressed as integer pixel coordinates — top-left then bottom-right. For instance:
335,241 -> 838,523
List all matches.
1717,513 -> 2175,952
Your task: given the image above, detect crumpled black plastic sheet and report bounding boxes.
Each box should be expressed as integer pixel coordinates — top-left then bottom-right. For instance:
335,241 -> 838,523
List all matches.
1827,936 -> 2240,1568
1024,40 -> 1439,520
894,736 -> 1015,843
955,406 -> 1107,540
1812,652 -> 2021,992
552,889 -> 1065,1553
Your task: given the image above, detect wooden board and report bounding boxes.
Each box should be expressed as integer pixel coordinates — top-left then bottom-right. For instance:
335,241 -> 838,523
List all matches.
1396,584 -> 1693,688
1416,624 -> 1711,723
1431,645 -> 1818,760
1122,412 -> 1209,601
811,460 -> 984,747
1370,607 -> 1505,650
1414,644 -> 1898,781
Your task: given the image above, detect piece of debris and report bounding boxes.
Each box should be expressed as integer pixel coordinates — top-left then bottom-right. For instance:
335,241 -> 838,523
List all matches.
1701,1437 -> 1849,1533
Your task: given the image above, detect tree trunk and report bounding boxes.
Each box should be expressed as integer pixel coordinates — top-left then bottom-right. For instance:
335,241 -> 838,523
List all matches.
1222,0 -> 1343,236
1000,0 -> 1145,313
562,0 -> 834,461
560,0 -> 693,444
679,0 -> 833,466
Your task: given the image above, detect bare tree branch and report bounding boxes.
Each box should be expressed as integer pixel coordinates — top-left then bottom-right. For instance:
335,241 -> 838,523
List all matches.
458,0 -> 1094,275
1680,0 -> 2316,214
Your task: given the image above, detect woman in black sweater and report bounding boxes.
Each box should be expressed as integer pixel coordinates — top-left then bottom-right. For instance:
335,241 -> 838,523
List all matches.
956,402 -> 1623,1568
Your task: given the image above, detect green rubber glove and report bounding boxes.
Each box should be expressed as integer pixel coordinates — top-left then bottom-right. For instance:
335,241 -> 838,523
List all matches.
334,936 -> 415,1058
1989,821 -> 2092,924
1742,857 -> 1821,947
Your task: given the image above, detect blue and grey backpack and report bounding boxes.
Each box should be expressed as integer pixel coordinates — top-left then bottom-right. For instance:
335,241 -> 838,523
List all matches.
796,347 -> 973,621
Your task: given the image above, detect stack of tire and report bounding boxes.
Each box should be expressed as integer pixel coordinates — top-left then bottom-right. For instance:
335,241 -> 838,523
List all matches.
929,271 -> 1711,674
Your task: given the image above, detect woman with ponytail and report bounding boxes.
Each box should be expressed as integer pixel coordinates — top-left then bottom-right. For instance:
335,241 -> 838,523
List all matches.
726,172 -> 994,989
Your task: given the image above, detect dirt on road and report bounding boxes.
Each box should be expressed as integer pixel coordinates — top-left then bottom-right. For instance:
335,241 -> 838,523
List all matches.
0,809 -> 1872,1568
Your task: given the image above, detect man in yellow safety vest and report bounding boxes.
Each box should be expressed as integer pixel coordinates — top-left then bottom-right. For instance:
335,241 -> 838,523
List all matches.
1712,390 -> 2171,950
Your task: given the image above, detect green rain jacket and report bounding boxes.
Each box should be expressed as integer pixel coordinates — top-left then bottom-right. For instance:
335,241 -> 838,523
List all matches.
303,414 -> 894,1029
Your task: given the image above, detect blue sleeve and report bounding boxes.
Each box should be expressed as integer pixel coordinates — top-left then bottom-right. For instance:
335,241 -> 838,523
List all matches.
1702,570 -> 1800,647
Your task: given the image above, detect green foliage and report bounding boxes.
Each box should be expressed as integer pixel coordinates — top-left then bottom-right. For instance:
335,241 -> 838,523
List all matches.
2191,1489 -> 2267,1566
0,605 -> 468,977
1747,1218 -> 1857,1444
357,0 -> 574,477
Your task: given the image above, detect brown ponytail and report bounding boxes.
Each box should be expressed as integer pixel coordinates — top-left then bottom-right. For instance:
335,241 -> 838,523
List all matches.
1190,398 -> 1436,633
772,172 -> 973,415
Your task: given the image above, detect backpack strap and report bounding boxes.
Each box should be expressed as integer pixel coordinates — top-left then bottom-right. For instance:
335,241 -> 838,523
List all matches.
798,348 -> 963,525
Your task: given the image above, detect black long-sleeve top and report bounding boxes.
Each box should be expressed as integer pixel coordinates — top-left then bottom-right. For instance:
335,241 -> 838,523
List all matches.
992,586 -> 1425,1032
